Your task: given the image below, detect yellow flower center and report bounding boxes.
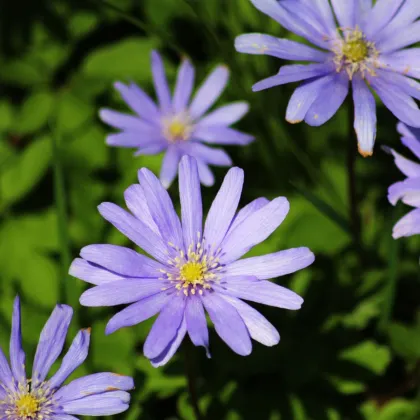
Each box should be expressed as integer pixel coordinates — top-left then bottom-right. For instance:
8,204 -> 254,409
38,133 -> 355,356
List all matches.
160,235 -> 223,296
180,261 -> 205,285
163,114 -> 193,143
15,394 -> 40,418
332,27 -> 379,79
342,38 -> 368,63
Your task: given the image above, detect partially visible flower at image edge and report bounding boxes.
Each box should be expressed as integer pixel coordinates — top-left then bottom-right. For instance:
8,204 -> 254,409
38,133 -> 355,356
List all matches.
387,123 -> 420,239
70,155 -> 315,367
235,0 -> 420,157
0,296 -> 134,419
100,50 -> 254,188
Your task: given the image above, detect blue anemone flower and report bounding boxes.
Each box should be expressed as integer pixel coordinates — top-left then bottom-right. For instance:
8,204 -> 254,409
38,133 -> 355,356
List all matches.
235,0 -> 420,156
100,50 -> 253,188
70,156 -> 315,367
0,297 -> 134,418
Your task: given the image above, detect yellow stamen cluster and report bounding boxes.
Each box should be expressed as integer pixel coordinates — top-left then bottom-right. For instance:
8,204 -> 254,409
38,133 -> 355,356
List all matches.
332,27 -> 379,79
162,114 -> 193,143
160,233 -> 222,296
1,379 -> 55,419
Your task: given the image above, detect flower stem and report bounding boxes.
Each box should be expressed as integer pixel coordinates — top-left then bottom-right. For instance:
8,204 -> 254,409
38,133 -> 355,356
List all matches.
51,123 -> 71,304
347,98 -> 361,245
184,339 -> 203,420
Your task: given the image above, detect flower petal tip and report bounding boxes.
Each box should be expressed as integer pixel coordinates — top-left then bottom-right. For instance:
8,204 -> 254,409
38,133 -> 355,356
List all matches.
357,144 -> 373,158
286,118 -> 302,125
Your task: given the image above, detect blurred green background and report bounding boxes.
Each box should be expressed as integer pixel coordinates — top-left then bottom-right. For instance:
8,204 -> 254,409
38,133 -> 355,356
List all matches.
0,0 -> 419,419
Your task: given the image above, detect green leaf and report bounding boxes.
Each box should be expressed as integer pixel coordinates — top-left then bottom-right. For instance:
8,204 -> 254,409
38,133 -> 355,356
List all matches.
13,91 -> 54,134
0,136 -> 52,209
388,322 -> 420,362
340,340 -> 391,375
82,37 -> 159,81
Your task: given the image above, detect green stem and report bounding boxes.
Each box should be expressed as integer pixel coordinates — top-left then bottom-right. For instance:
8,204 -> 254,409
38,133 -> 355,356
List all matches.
379,211 -> 400,332
347,97 -> 361,246
51,123 -> 73,306
184,340 -> 203,420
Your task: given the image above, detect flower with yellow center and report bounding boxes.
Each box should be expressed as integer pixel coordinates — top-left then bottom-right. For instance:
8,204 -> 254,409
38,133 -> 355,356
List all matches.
333,27 -> 379,79
1,380 -> 55,420
162,114 -> 193,143
160,234 -> 222,296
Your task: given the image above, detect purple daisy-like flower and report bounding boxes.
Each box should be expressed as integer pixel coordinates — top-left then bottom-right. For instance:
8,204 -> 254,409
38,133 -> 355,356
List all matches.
100,50 -> 253,188
70,156 -> 315,367
235,0 -> 420,157
388,122 -> 420,239
0,297 -> 134,419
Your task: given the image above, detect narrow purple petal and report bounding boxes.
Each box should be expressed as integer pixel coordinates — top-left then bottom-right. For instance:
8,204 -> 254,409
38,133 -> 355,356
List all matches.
196,160 -> 215,187
215,276 -> 303,310
253,63 -> 334,92
393,208 -> 420,238
56,373 -> 134,402
143,294 -> 186,359
363,0 -> 404,39
248,0 -> 330,49
229,197 -> 270,233
124,184 -> 160,234
390,148 -> 420,177
304,71 -> 349,126
114,81 -> 160,122
189,66 -> 229,119
201,292 -> 252,356
398,122 -> 420,141
223,247 -> 315,280
179,156 -> 203,248
32,305 -> 73,385
197,102 -> 249,127
138,168 -> 184,248
352,76 -> 377,157
134,142 -> 167,155
105,131 -> 163,149
185,295 -> 210,357
98,202 -> 169,264
286,74 -> 333,124
160,146 -> 181,189
193,126 -> 254,146
80,279 -> 164,307
61,391 -> 130,416
203,167 -> 244,251
173,58 -> 195,113
80,244 -> 164,278
330,0 -> 357,28
151,50 -> 172,113
10,296 -> 26,384
106,291 -> 174,335
368,76 -> 420,128
377,21 -> 420,53
150,316 -> 187,367
99,109 -> 156,132
375,0 -> 420,43
48,329 -> 90,389
186,143 -> 232,167
0,349 -> 13,391
221,295 -> 280,347
221,197 -> 290,264
69,258 -> 124,286
388,178 -> 420,206
235,34 -> 329,62
401,136 -> 420,160
376,69 -> 420,101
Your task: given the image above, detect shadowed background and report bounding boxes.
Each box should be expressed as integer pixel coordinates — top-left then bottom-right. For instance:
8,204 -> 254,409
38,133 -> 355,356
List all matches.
0,0 -> 419,419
